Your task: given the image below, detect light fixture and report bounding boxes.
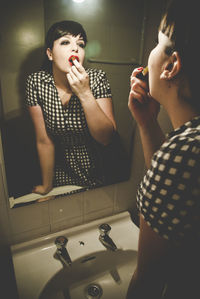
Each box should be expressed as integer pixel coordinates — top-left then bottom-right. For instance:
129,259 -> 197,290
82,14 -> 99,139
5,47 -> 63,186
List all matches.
72,0 -> 85,3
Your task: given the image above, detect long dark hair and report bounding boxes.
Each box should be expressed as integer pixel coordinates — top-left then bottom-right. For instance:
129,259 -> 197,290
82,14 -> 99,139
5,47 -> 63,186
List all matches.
41,20 -> 87,72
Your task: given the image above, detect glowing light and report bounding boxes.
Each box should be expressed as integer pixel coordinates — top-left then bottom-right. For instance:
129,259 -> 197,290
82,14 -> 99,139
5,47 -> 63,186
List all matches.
72,0 -> 85,3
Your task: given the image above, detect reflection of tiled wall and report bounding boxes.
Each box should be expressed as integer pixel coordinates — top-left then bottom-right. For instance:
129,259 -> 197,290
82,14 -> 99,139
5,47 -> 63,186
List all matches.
0,1 -> 170,297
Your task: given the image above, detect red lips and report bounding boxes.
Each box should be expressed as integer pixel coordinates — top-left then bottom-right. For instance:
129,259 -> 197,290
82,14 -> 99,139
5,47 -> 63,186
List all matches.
69,55 -> 79,65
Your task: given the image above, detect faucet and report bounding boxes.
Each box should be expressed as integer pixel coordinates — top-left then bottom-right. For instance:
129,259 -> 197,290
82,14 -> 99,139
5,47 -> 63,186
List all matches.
54,236 -> 72,266
98,223 -> 117,251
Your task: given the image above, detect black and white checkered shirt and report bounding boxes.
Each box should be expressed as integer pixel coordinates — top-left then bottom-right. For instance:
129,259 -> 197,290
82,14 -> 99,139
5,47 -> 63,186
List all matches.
25,68 -> 112,188
137,116 -> 200,244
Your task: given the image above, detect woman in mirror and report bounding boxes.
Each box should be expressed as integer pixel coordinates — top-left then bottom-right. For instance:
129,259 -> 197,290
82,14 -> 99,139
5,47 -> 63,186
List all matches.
127,0 -> 200,298
25,20 -> 117,196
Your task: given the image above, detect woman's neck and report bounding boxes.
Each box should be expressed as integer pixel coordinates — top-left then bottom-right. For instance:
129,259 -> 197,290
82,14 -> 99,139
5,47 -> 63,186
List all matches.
166,98 -> 199,129
160,80 -> 199,129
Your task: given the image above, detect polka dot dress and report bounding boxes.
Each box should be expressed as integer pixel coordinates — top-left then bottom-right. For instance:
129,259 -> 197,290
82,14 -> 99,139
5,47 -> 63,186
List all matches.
25,68 -> 112,188
137,116 -> 200,244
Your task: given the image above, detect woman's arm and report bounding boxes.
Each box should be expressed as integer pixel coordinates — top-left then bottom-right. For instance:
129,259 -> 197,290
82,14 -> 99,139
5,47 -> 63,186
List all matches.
81,95 -> 116,145
128,68 -> 165,168
28,105 -> 55,194
137,118 -> 166,169
126,214 -> 171,299
67,60 -> 116,145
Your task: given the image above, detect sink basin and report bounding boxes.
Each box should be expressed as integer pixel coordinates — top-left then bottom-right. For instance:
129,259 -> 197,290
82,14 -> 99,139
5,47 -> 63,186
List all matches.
39,249 -> 137,299
11,211 -> 139,299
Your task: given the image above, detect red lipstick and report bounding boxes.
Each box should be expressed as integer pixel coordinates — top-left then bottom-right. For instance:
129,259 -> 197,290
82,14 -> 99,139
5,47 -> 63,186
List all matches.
69,55 -> 79,66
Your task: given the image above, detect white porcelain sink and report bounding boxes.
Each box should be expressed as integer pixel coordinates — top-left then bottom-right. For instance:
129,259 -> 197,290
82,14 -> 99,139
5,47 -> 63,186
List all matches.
11,211 -> 139,299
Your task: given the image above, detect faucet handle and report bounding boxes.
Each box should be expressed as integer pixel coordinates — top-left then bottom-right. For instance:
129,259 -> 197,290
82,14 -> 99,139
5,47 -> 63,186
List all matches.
54,236 -> 72,266
55,236 -> 68,249
98,223 -> 117,251
99,223 -> 111,236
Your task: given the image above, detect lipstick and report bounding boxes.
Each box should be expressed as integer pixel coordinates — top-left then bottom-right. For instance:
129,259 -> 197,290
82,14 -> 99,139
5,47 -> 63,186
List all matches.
136,66 -> 148,82
69,55 -> 79,66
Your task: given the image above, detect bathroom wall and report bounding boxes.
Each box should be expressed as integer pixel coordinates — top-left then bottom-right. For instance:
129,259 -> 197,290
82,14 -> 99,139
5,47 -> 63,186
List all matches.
0,0 -> 171,298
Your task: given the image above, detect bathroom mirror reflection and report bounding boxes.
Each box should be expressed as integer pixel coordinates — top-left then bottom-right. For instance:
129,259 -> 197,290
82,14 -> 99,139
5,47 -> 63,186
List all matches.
0,0 -> 147,208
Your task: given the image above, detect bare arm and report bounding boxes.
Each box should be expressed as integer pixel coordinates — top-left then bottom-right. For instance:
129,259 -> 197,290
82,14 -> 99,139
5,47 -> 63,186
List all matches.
128,68 -> 165,168
126,214 -> 171,299
81,95 -> 116,145
28,105 -> 55,194
67,60 -> 116,145
137,119 -> 166,169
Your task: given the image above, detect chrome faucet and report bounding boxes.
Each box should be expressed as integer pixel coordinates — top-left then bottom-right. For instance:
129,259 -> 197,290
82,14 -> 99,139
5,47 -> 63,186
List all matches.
98,223 -> 117,251
54,236 -> 72,266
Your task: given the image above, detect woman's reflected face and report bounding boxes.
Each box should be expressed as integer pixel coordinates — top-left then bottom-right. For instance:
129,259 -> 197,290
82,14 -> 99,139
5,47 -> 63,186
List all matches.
47,34 -> 86,73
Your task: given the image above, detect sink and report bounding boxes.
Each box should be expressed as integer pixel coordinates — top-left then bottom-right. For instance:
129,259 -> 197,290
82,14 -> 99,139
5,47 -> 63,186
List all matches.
39,249 -> 137,299
11,211 -> 139,299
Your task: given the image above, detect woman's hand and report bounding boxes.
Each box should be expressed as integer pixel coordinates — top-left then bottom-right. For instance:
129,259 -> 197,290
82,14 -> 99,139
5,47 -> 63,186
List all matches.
66,59 -> 91,99
32,184 -> 52,195
128,67 -> 160,128
128,68 -> 165,168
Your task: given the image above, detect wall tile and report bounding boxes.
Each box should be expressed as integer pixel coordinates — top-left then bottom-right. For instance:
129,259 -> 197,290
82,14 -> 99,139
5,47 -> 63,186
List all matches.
83,207 -> 114,224
11,225 -> 50,245
114,178 -> 136,213
50,216 -> 83,234
49,192 -> 84,223
83,184 -> 115,215
8,201 -> 50,235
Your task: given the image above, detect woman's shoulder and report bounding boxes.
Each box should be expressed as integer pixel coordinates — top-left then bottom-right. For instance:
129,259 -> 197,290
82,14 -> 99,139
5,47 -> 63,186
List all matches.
26,70 -> 52,83
160,118 -> 200,155
156,134 -> 199,161
150,127 -> 200,178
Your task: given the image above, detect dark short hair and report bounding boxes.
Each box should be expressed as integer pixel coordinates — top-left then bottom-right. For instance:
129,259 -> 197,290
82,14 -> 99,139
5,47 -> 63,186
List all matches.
159,0 -> 200,109
45,20 -> 87,49
42,20 -> 87,71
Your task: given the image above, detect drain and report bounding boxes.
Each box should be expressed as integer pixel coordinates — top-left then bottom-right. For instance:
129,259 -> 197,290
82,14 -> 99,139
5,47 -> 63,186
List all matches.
85,283 -> 103,298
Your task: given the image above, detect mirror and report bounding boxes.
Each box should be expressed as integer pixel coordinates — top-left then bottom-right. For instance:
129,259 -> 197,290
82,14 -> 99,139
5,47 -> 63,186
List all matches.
0,0 -> 147,208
